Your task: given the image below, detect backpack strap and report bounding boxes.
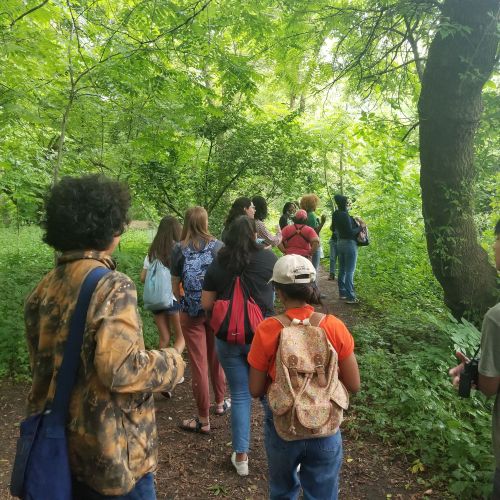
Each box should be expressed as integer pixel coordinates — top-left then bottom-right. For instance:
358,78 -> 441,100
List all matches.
274,312 -> 325,327
49,266 -> 111,422
274,314 -> 292,327
308,312 -> 326,327
283,224 -> 310,246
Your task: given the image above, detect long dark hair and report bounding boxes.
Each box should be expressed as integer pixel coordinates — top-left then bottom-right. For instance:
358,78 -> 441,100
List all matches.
252,195 -> 268,221
148,215 -> 182,267
218,216 -> 259,274
273,282 -> 322,305
282,202 -> 296,215
224,197 -> 252,228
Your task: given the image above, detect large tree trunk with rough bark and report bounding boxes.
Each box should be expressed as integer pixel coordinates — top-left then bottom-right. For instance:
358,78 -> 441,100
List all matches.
418,0 -> 499,320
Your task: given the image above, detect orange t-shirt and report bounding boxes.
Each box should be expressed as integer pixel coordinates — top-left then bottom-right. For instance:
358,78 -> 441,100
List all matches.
248,304 -> 355,380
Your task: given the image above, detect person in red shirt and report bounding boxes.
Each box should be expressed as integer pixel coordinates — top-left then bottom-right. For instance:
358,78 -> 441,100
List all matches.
249,254 -> 360,500
278,209 -> 320,259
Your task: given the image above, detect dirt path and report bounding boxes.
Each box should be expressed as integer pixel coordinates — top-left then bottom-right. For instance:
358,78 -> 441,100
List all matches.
0,267 -> 440,499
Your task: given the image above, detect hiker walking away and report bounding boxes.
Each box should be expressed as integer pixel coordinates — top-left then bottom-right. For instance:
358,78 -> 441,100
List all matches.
331,194 -> 365,304
248,255 -> 360,500
449,220 -> 500,496
23,175 -> 185,499
202,216 -> 277,476
300,193 -> 327,280
252,196 -> 282,248
140,215 -> 186,398
141,215 -> 185,353
171,206 -> 229,435
329,210 -> 339,280
279,201 -> 297,230
221,197 -> 255,243
278,209 -> 319,259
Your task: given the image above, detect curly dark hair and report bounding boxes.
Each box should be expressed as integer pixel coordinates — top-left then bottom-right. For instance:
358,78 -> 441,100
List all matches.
43,175 -> 131,251
252,196 -> 268,221
217,216 -> 259,274
224,197 -> 252,228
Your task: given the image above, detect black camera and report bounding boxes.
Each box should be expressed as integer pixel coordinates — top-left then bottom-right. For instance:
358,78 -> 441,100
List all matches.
458,358 -> 480,398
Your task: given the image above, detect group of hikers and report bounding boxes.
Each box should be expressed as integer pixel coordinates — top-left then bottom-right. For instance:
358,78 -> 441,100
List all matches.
15,174 -> 367,500
11,174 -> 500,499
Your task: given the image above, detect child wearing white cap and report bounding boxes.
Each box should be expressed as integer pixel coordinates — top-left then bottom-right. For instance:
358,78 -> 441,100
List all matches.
248,255 -> 360,500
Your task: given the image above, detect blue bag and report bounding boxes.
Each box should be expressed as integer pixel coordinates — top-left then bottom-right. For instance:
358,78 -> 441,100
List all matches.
181,241 -> 217,317
143,259 -> 174,311
10,266 -> 110,500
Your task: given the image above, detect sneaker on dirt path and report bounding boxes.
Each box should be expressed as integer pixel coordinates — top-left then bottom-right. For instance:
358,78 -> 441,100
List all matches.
231,452 -> 249,476
346,298 -> 360,304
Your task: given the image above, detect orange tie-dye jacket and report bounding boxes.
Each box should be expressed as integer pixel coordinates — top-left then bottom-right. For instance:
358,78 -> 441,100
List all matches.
24,251 -> 185,495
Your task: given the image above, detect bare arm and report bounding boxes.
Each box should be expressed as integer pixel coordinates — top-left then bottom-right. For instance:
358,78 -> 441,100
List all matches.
316,214 -> 327,234
478,374 -> 500,397
201,290 -> 217,312
249,367 -> 269,398
172,276 -> 182,301
338,353 -> 360,393
311,238 -> 320,254
449,352 -> 500,397
257,220 -> 282,247
140,269 -> 147,283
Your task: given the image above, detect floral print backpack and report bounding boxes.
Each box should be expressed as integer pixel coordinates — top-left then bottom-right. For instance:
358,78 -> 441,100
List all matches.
267,312 -> 349,441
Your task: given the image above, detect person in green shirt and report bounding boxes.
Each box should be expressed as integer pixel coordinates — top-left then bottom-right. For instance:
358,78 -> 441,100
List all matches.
299,194 -> 326,281
449,220 -> 500,496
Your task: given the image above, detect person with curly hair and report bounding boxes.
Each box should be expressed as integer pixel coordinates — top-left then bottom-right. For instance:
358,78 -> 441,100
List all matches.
25,175 -> 185,499
221,197 -> 255,243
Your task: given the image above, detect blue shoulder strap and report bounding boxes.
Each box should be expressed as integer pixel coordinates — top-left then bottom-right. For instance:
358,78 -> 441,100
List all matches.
49,266 -> 111,420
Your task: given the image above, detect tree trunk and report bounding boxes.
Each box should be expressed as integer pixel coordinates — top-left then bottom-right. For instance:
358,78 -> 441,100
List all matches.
418,0 -> 499,319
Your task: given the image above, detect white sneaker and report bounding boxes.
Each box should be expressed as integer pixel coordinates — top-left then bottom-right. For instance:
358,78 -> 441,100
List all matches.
231,452 -> 249,476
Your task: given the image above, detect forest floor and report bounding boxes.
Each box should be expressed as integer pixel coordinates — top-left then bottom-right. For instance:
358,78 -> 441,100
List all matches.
0,267 -> 445,499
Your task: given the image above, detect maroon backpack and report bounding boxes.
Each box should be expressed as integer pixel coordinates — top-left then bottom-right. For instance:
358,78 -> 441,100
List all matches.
209,276 -> 263,344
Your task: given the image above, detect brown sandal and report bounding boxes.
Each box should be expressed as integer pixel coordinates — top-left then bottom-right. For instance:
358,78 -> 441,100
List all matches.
179,417 -> 210,435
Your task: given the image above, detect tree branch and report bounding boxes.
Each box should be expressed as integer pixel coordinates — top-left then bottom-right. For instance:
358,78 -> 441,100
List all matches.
10,0 -> 49,28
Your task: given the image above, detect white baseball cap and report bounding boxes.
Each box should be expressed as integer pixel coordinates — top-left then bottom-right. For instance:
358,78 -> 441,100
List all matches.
271,255 -> 316,284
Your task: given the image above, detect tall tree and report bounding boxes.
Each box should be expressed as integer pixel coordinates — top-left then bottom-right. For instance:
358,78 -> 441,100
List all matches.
418,0 -> 499,319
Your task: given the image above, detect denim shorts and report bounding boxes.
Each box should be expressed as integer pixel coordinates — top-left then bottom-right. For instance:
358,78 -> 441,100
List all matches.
152,300 -> 181,316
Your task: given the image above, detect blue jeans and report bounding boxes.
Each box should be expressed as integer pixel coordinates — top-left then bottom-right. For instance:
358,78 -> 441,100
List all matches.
263,402 -> 342,500
311,247 -> 321,283
329,239 -> 338,277
73,473 -> 155,499
337,239 -> 358,300
215,339 -> 251,453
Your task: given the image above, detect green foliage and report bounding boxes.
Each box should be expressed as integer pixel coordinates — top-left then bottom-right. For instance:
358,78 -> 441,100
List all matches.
0,227 -> 160,378
351,311 -> 494,498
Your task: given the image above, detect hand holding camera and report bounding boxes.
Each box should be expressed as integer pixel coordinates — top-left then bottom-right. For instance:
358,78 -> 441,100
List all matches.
449,349 -> 480,398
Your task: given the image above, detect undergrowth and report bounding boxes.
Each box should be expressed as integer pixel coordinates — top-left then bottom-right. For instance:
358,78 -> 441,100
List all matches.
346,276 -> 494,498
2,225 -> 496,497
0,226 -> 159,379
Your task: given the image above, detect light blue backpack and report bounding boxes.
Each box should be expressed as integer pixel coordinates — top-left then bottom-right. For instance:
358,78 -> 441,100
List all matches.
143,259 -> 174,311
